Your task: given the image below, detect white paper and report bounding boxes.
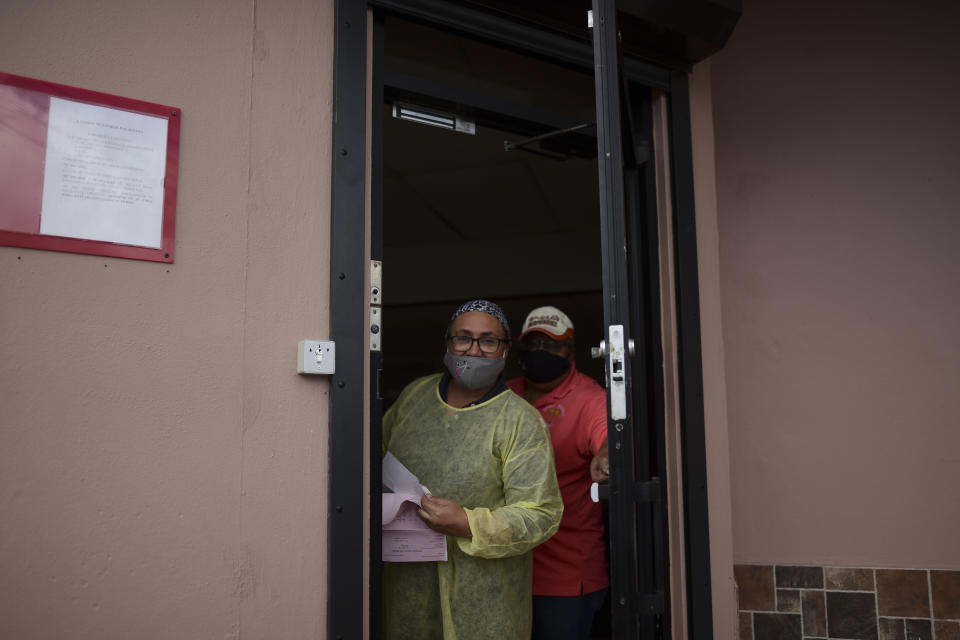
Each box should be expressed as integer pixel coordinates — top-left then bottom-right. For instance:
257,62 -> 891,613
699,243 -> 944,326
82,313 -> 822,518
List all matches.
383,452 -> 430,496
382,452 -> 447,562
40,97 -> 168,248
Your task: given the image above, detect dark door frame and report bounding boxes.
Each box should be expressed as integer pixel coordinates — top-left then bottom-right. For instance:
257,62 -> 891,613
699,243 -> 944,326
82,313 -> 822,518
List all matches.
329,2 -> 719,638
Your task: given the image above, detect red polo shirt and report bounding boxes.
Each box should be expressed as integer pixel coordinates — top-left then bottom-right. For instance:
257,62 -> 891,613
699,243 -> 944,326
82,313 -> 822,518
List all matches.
507,364 -> 609,596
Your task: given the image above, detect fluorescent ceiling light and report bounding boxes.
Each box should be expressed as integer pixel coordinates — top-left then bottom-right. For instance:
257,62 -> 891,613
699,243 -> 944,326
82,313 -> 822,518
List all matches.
392,103 -> 475,135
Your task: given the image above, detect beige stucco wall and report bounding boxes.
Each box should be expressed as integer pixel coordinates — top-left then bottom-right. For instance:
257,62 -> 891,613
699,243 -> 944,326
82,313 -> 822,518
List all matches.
656,69 -> 739,636
0,1 -> 334,638
689,61 -> 739,637
711,0 -> 960,569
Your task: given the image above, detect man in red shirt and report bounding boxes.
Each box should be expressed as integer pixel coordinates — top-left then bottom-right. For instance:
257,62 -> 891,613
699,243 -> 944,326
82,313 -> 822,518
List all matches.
506,306 -> 610,640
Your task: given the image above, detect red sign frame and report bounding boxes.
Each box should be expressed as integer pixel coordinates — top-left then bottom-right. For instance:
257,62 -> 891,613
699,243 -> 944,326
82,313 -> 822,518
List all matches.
0,72 -> 180,262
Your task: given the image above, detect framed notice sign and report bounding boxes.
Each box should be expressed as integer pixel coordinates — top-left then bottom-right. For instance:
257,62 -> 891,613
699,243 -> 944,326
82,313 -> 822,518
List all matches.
0,72 -> 180,262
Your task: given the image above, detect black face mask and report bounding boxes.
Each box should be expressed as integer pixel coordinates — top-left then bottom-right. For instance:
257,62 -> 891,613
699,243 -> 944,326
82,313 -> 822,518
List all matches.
519,349 -> 571,384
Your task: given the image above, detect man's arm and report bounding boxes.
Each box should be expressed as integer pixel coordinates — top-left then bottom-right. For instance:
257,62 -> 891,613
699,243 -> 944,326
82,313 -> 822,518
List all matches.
590,439 -> 609,482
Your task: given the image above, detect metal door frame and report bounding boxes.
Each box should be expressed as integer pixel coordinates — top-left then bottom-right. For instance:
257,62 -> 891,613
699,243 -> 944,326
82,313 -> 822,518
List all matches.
329,1 -> 714,637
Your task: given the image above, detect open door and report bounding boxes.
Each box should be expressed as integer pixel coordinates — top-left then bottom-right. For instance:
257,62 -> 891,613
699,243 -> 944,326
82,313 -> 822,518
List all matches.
328,2 -> 736,638
590,1 -> 719,636
368,8 -> 674,639
590,1 -> 670,637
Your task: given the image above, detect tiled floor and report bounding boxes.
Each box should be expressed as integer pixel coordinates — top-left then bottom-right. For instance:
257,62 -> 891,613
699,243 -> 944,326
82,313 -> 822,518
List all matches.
735,565 -> 960,640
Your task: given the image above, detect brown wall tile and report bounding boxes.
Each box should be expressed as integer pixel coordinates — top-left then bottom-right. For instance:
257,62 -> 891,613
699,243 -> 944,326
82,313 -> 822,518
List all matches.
904,619 -> 931,640
931,570 -> 960,619
732,565 -> 957,640
879,618 -> 905,640
933,620 -> 960,640
825,567 -> 875,591
754,613 -> 801,640
827,591 -> 878,640
776,565 -> 823,589
777,589 -> 800,612
740,612 -> 753,640
736,564 -> 776,611
802,590 -> 826,638
877,569 -> 930,617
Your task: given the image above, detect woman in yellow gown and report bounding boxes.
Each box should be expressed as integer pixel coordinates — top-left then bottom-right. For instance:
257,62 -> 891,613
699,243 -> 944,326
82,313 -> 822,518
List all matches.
383,300 -> 563,640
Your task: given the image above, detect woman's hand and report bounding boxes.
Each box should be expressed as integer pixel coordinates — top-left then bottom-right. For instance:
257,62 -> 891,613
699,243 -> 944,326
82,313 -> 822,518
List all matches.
418,494 -> 472,538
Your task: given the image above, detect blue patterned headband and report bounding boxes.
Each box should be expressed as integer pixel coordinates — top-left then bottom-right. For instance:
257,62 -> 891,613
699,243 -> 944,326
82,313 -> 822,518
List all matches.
448,299 -> 511,340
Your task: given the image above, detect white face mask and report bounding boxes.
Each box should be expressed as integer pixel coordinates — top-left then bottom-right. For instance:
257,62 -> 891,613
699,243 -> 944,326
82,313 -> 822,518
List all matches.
443,353 -> 505,390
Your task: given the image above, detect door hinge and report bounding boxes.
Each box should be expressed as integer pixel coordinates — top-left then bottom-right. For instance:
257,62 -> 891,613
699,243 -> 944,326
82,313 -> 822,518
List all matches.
370,260 -> 382,352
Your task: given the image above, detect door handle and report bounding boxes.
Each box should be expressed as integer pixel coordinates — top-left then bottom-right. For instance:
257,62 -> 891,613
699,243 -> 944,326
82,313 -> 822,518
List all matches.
591,337 -> 635,360
606,325 -> 627,420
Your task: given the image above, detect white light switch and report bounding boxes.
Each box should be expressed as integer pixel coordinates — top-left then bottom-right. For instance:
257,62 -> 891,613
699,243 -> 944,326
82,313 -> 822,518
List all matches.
297,340 -> 335,375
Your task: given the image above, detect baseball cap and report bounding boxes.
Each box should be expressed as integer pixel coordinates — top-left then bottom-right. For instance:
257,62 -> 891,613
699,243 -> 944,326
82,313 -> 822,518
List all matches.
519,306 -> 574,341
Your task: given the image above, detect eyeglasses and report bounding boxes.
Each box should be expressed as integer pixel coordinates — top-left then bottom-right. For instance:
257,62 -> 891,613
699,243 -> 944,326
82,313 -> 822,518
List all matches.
447,335 -> 508,354
519,335 -> 570,355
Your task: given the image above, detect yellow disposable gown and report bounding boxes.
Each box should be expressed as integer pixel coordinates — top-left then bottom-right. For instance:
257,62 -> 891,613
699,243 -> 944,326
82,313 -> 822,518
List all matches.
383,374 -> 563,640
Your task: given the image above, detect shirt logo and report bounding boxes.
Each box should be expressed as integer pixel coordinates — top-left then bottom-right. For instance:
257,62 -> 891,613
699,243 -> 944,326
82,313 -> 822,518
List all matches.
542,403 -> 565,425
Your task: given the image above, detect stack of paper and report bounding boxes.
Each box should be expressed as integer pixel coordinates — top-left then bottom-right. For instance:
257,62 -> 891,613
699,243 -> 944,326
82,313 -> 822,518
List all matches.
382,452 -> 448,562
